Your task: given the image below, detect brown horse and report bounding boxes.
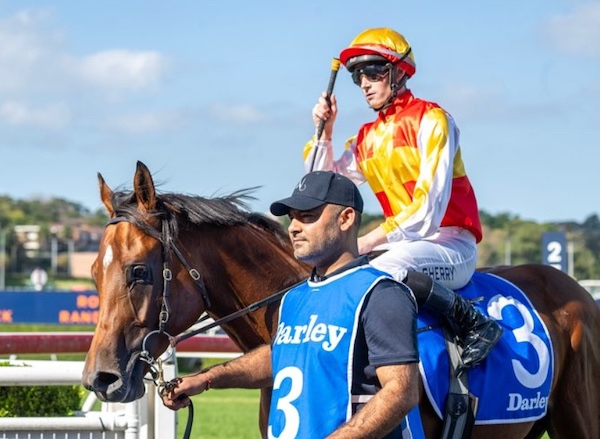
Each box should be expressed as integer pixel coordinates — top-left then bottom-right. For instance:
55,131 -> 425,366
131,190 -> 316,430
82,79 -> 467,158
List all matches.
82,161 -> 600,439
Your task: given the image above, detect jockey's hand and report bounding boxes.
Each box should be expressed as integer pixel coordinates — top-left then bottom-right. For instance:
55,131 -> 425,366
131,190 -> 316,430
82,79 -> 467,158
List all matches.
160,374 -> 210,411
358,226 -> 388,255
312,91 -> 337,141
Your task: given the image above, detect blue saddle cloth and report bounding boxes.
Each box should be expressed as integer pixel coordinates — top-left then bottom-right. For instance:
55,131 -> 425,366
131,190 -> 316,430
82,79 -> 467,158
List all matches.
417,272 -> 554,424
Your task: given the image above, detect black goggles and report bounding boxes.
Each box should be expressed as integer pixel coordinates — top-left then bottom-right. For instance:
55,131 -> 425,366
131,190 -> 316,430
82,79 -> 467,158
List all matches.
350,63 -> 391,86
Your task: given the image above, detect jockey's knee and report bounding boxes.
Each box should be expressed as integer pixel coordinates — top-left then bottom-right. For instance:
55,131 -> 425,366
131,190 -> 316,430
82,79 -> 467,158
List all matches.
402,271 -> 434,307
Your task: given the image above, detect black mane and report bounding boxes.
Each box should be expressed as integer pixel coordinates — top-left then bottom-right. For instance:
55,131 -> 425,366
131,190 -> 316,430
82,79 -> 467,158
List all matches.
108,188 -> 287,244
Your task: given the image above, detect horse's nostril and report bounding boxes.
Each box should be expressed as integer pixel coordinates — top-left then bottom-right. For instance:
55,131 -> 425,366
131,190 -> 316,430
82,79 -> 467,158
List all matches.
93,372 -> 120,391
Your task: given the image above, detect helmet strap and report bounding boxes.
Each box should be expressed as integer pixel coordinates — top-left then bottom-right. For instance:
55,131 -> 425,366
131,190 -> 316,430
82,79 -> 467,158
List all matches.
371,66 -> 409,112
359,46 -> 413,111
388,46 -> 412,100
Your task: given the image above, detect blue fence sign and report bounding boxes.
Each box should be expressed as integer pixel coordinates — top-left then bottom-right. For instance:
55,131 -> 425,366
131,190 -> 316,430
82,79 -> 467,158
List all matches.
0,291 -> 98,325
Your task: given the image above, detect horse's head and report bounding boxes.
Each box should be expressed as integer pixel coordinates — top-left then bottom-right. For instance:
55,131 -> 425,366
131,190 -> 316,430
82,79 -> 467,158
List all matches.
82,161 -> 206,402
83,161 -> 311,403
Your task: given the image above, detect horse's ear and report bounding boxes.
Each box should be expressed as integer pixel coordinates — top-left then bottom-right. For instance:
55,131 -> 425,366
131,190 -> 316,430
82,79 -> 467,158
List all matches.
98,173 -> 116,218
133,161 -> 157,213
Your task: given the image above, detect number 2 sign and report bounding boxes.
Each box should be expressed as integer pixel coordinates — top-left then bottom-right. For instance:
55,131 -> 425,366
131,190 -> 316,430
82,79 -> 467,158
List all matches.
541,231 -> 567,272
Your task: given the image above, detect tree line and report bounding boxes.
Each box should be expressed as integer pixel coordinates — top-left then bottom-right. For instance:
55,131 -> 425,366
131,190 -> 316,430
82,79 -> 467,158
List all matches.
360,211 -> 600,280
1,195 -> 599,280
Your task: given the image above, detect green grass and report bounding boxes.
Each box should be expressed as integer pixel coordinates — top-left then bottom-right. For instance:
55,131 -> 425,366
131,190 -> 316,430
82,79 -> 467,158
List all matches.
173,357 -> 262,438
174,388 -> 551,439
0,324 -> 93,332
177,388 -> 262,439
4,274 -> 95,291
50,278 -> 95,290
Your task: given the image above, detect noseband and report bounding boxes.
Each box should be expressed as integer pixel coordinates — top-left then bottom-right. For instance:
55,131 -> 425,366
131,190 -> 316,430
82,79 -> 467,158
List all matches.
102,213 -> 304,439
104,215 -> 212,439
106,216 -> 210,366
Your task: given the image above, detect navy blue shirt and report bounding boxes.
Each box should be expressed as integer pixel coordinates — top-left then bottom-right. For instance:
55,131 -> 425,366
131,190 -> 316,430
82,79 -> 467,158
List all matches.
310,256 -> 418,398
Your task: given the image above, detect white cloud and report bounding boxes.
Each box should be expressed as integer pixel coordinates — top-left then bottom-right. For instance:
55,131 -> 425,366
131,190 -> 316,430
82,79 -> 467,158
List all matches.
79,50 -> 166,91
543,2 -> 600,58
0,10 -> 168,97
0,100 -> 70,129
209,103 -> 268,124
0,8 -> 171,138
0,10 -> 65,93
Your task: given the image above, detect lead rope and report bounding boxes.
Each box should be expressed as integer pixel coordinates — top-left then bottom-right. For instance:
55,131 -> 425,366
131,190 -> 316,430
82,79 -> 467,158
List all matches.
140,285 -> 194,438
147,358 -> 194,439
149,279 -> 305,438
138,219 -> 196,439
141,310 -> 194,438
138,218 -> 304,439
160,219 -> 194,439
108,215 -> 199,439
183,401 -> 194,439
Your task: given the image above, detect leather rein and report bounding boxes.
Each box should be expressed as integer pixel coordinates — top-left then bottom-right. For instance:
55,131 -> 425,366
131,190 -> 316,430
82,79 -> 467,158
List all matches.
106,215 -> 210,439
105,215 -> 299,438
106,216 -> 211,363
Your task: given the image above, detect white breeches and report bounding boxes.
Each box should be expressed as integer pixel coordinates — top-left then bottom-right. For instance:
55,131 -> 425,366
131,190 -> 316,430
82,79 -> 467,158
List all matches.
369,227 -> 478,290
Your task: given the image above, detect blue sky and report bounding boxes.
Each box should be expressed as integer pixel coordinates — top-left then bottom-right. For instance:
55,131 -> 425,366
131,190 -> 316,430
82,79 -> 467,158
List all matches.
0,1 -> 598,223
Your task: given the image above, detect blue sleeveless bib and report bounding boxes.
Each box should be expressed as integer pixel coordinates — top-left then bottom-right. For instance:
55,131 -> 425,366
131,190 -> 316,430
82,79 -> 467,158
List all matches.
268,265 -> 385,438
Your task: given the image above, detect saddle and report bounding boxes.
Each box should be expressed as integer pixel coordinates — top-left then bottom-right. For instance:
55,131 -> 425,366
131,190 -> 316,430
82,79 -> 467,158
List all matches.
417,272 -> 554,434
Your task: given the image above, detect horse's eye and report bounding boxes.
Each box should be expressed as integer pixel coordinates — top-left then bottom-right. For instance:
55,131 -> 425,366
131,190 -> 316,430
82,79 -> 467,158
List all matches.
126,264 -> 152,285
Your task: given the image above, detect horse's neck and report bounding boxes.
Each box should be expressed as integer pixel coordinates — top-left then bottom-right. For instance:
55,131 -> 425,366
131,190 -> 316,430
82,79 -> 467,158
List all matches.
194,225 -> 309,352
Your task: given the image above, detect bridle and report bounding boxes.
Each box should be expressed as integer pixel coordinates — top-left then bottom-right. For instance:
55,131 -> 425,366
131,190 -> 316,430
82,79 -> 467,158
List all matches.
106,216 -> 210,372
106,213 -> 299,366
106,215 -> 210,439
104,214 -> 301,438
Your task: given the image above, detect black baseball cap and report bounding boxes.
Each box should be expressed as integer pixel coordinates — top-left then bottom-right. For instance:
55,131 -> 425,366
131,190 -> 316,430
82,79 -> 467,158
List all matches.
270,171 -> 363,216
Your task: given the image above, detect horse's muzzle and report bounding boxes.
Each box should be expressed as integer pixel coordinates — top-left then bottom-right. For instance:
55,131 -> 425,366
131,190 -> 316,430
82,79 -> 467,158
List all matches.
82,354 -> 147,403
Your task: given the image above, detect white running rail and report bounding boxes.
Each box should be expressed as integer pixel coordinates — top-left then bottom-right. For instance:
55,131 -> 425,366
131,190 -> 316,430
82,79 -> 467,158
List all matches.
0,360 -> 177,439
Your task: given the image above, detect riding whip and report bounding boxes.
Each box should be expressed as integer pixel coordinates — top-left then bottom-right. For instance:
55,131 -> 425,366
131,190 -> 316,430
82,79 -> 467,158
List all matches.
310,57 -> 341,172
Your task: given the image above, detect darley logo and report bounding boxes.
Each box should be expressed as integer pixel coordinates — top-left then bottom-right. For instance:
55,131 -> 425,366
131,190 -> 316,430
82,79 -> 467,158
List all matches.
274,314 -> 347,352
506,392 -> 549,412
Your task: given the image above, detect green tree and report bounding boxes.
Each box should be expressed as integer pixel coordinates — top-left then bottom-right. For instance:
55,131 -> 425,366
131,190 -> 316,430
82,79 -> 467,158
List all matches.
1,194 -> 598,281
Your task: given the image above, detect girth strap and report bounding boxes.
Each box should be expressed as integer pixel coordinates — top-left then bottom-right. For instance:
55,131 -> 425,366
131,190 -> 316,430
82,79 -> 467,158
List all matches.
440,328 -> 478,439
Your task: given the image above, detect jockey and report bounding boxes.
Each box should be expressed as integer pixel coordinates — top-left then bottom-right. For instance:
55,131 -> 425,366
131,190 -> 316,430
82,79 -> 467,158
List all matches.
305,27 -> 503,368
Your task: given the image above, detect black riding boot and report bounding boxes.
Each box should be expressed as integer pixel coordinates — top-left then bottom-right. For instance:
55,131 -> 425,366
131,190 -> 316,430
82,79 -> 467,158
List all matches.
404,271 -> 503,368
